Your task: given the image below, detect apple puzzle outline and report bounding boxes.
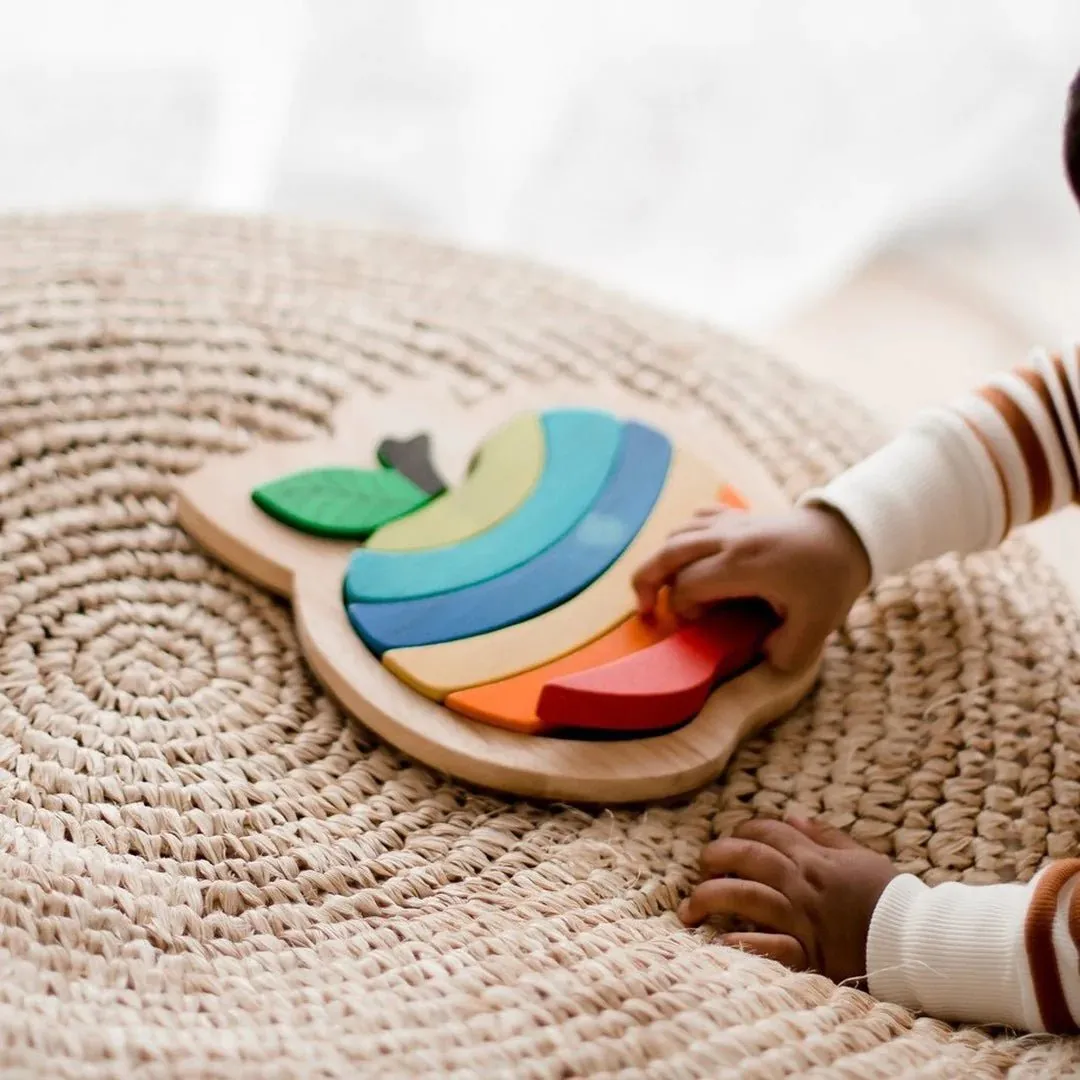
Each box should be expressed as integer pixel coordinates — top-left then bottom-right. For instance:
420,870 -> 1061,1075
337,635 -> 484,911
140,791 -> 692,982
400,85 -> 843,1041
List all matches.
174,378 -> 819,803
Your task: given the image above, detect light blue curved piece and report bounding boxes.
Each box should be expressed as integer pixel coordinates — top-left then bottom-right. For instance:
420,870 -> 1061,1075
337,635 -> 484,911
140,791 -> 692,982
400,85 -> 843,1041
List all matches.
346,421 -> 671,655
344,409 -> 623,602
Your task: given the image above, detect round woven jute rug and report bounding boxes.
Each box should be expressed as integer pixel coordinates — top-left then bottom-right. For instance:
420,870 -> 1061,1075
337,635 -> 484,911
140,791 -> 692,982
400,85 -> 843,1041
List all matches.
2,212 -> 1080,1079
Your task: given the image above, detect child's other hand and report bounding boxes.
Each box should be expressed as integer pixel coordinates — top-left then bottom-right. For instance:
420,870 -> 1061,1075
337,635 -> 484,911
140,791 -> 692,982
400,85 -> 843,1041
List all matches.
632,505 -> 871,672
679,817 -> 897,986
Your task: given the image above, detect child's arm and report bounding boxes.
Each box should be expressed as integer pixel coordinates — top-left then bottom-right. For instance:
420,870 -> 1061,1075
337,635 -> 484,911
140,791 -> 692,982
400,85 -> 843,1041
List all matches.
644,347 -> 1080,1030
813,350 -> 1080,1028
680,817 -> 1080,1034
805,346 -> 1080,585
634,348 -> 1080,672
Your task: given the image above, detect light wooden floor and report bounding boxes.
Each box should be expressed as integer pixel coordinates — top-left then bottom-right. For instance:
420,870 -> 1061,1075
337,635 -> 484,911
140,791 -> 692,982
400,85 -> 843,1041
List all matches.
764,245 -> 1080,605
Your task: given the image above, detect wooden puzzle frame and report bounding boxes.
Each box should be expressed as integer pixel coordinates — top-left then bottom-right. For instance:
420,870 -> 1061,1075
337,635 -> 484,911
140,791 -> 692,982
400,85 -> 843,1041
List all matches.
175,378 -> 820,803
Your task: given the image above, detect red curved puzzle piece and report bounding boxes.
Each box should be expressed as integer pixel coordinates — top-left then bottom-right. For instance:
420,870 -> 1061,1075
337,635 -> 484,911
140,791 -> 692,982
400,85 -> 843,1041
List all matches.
536,600 -> 779,733
446,596 -> 679,734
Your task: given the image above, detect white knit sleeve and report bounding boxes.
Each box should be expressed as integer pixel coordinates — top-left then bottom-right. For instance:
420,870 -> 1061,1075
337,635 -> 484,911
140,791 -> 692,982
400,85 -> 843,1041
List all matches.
799,347 -> 1080,585
798,407 -> 1005,585
866,863 -> 1080,1033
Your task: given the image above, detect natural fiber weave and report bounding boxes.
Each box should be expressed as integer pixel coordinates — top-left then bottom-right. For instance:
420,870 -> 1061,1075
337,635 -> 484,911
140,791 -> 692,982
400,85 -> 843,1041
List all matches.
1,212 -> 1079,1079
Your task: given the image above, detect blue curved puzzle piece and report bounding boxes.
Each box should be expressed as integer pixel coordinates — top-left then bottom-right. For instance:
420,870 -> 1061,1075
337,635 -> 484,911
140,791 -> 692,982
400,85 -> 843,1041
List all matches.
346,421 -> 672,655
344,409 -> 623,602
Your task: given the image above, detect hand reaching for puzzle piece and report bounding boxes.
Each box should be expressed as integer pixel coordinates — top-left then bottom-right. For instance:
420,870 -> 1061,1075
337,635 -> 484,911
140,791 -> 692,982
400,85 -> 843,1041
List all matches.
175,379 -> 821,802
632,504 -> 871,673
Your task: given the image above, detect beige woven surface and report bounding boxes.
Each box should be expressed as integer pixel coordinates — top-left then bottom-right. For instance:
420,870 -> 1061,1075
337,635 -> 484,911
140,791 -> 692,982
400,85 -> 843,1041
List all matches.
1,212 -> 1080,1079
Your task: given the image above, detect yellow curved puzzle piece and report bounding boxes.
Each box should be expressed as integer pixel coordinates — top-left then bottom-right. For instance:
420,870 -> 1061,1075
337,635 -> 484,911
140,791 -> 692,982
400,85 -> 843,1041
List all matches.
366,412 -> 545,552
383,446 -> 720,698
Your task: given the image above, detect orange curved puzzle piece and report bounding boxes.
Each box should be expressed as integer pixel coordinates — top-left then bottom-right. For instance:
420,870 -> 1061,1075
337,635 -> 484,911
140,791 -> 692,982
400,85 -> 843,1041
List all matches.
446,595 -> 679,734
718,484 -> 748,509
536,599 -> 778,733
445,486 -> 751,736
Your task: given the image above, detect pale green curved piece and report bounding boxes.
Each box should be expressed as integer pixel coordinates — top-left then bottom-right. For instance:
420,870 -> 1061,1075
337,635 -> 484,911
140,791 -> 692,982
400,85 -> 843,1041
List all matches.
345,409 -> 622,602
366,412 -> 544,553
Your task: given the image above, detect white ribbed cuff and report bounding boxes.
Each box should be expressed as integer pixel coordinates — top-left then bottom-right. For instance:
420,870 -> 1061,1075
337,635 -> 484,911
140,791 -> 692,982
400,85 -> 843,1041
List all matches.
799,410 -> 1005,585
867,874 -> 1040,1030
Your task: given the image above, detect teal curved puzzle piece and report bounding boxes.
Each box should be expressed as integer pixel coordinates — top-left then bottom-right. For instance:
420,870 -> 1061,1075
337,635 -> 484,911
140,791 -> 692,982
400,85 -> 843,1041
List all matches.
345,421 -> 671,654
344,409 -> 623,602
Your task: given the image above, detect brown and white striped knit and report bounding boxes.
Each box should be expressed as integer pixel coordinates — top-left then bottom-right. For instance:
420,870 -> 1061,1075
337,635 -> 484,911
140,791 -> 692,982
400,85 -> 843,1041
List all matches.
804,346 -> 1080,1032
806,346 -> 1080,589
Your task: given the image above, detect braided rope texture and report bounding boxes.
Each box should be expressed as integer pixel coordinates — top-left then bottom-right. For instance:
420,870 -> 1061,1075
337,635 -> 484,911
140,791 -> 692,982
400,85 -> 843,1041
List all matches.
1,212 -> 1079,1079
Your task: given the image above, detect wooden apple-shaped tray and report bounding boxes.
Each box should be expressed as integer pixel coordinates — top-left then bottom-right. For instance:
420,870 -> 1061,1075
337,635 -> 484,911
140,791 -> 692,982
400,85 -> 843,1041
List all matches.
175,379 -> 819,803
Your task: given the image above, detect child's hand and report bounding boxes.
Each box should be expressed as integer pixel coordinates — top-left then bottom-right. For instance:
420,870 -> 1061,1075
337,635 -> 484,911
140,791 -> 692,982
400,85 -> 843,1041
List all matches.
678,817 -> 897,986
632,505 -> 871,672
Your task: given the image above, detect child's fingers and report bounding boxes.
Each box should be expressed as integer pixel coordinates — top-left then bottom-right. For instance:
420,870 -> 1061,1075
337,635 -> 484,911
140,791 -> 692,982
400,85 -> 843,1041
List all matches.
671,506 -> 724,528
784,815 -> 860,851
699,836 -> 796,892
665,506 -> 727,542
732,818 -> 813,859
682,505 -> 725,527
666,519 -> 714,542
677,878 -> 806,938
668,554 -> 755,613
632,535 -> 722,612
719,932 -> 808,971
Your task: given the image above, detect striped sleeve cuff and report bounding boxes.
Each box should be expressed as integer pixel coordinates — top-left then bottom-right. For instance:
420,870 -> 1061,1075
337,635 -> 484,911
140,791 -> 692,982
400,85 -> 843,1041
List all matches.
801,348 -> 1080,585
952,347 -> 1080,528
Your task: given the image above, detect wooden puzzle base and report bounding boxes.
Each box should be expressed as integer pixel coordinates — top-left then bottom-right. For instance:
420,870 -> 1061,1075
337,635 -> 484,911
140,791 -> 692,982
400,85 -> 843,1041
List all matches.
175,379 -> 819,803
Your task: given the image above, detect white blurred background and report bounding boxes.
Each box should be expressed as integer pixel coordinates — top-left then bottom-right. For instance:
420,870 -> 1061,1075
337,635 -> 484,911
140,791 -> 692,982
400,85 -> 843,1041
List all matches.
4,0 -> 1080,584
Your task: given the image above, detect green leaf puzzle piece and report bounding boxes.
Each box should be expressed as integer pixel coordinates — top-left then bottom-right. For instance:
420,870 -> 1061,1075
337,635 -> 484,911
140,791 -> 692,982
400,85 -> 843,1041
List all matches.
251,466 -> 432,539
